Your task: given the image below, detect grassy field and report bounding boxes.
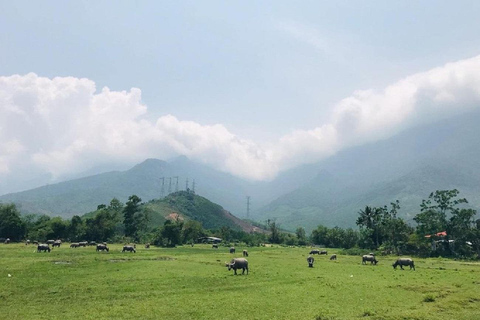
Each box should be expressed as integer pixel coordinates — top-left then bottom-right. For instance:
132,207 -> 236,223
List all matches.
0,243 -> 479,320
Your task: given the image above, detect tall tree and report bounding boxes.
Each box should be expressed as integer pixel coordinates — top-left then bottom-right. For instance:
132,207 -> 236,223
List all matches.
123,195 -> 142,239
0,203 -> 25,241
415,189 -> 468,237
356,205 -> 383,248
295,227 -> 307,245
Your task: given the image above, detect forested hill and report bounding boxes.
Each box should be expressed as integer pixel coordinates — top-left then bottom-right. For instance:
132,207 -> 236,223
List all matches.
82,191 -> 262,233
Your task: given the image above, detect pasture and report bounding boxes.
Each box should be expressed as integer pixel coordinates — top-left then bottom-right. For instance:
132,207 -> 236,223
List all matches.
0,244 -> 479,320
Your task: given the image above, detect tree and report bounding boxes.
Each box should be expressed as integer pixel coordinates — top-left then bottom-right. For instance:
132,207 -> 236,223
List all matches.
0,203 -> 25,241
295,227 -> 307,246
182,220 -> 204,244
85,209 -> 117,241
68,215 -> 85,241
311,225 -> 329,246
268,221 -> 281,244
48,217 -> 68,240
356,205 -> 383,248
415,189 -> 468,237
160,219 -> 183,247
123,195 -> 142,239
415,189 -> 471,257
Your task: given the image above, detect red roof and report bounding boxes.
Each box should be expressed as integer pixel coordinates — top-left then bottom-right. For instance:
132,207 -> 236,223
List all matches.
425,231 -> 447,238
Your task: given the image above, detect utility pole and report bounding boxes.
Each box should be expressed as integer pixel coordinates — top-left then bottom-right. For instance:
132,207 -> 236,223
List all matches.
160,177 -> 165,198
246,196 -> 251,219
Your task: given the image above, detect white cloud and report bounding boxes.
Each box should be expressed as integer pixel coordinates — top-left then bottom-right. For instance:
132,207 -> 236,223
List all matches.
1,55 -> 480,193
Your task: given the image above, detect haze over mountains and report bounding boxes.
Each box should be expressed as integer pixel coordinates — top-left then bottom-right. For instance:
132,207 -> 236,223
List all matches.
1,111 -> 480,232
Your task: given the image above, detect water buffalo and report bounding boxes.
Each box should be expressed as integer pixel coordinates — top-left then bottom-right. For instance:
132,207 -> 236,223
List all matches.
52,240 -> 62,248
145,243 -> 150,249
319,250 -> 328,255
243,250 -> 248,257
225,258 -> 248,275
229,247 -> 235,254
79,241 -> 88,247
393,258 -> 415,270
46,240 -> 55,245
212,244 -> 218,249
330,254 -> 337,260
307,255 -> 315,267
362,255 -> 378,265
96,244 -> 109,252
88,241 -> 97,246
70,243 -> 80,248
4,238 -> 10,244
25,240 -> 31,245
122,245 -> 136,253
37,244 -> 51,252
309,249 -> 320,255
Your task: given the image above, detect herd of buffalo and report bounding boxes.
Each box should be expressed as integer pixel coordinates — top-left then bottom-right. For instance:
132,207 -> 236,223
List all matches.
5,239 -> 416,274
306,251 -> 415,270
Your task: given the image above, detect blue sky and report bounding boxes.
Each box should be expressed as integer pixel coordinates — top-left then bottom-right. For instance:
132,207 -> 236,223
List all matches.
1,1 -> 480,194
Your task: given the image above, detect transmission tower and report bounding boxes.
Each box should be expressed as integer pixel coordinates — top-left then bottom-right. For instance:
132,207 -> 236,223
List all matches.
185,178 -> 189,191
246,196 -> 251,218
168,177 -> 172,194
174,176 -> 179,192
159,177 -> 165,198
192,179 -> 196,193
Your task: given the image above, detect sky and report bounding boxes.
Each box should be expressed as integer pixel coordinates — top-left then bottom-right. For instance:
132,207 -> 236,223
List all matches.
1,1 -> 480,195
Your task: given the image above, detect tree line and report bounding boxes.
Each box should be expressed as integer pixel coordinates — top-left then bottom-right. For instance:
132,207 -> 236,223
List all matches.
0,189 -> 479,258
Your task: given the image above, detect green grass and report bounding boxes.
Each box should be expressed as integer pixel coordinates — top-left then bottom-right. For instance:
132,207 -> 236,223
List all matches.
0,244 -> 479,320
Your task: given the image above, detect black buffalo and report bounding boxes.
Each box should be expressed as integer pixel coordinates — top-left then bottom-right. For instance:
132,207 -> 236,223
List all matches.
307,255 -> 315,267
96,244 -> 109,252
122,245 -> 136,253
225,258 -> 248,275
37,244 -> 51,252
393,258 -> 415,270
362,255 -> 378,265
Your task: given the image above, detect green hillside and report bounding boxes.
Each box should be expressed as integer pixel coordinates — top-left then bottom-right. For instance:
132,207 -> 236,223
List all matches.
83,191 -> 256,232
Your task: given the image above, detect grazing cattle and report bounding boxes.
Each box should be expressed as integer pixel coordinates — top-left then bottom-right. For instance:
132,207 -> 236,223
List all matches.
212,244 -> 218,249
309,249 -> 320,255
362,255 -> 378,265
88,241 -> 97,246
330,254 -> 337,260
225,258 -> 249,275
25,240 -> 31,245
319,250 -> 328,255
37,244 -> 51,252
307,255 -> 315,267
33,241 -> 39,245
229,247 -> 235,254
46,240 -> 55,245
243,250 -> 248,257
96,244 -> 109,252
145,243 -> 150,249
393,258 -> 415,270
79,241 -> 88,247
52,240 -> 62,248
70,243 -> 80,248
122,245 -> 136,253
4,238 -> 10,244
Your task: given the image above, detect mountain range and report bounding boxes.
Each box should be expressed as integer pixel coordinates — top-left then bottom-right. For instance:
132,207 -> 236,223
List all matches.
2,111 -> 480,232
